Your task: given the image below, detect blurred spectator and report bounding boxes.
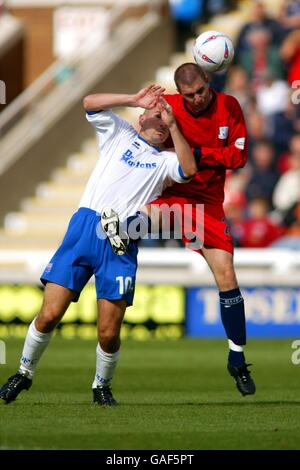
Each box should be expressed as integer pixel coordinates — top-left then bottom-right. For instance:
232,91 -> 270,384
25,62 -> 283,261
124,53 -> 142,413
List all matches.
280,28 -> 300,84
279,0 -> 300,34
247,107 -> 268,142
256,72 -> 289,117
237,27 -> 285,91
224,190 -> 246,246
168,0 -> 204,52
269,90 -> 300,156
239,197 -> 284,248
273,134 -> 300,212
225,66 -> 253,112
235,1 -> 284,63
271,200 -> 300,248
0,1 -> 5,17
205,0 -> 236,16
246,140 -> 279,204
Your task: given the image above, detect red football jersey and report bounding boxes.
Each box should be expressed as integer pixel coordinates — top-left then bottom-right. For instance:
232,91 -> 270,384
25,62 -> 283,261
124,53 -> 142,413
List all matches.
163,90 -> 248,205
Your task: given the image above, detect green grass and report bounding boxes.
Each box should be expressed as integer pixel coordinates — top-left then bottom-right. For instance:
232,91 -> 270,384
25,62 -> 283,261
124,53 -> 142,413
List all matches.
0,337 -> 300,450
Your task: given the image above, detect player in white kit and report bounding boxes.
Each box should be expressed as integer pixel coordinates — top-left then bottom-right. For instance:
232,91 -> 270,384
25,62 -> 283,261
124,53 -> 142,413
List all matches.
0,85 -> 196,406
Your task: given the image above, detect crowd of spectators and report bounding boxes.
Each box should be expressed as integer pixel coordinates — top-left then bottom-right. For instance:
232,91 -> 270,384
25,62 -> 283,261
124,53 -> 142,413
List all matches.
222,0 -> 300,249
155,0 -> 300,250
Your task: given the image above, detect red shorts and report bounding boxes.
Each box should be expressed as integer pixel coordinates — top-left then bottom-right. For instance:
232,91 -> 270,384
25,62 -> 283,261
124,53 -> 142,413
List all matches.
150,195 -> 233,255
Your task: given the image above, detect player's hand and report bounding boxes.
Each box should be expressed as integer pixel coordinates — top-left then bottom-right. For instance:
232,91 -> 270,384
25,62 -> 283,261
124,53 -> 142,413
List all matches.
132,84 -> 165,109
159,97 -> 176,128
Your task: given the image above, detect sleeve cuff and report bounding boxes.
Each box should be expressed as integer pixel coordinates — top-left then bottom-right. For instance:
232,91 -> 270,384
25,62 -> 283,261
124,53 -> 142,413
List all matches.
86,109 -> 103,115
178,164 -> 192,181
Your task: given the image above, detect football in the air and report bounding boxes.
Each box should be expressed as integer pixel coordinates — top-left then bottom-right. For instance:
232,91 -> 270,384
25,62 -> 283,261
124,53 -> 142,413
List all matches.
193,30 -> 234,73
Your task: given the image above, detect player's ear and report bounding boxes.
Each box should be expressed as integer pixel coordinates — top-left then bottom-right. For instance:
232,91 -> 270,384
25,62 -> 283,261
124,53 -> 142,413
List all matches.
203,71 -> 210,83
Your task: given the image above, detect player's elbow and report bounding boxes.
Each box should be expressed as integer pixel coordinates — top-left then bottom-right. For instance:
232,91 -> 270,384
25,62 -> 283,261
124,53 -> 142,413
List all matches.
183,162 -> 197,178
83,95 -> 93,111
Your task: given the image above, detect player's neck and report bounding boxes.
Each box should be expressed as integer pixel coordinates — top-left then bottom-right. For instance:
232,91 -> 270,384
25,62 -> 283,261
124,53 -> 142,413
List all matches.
138,132 -> 164,151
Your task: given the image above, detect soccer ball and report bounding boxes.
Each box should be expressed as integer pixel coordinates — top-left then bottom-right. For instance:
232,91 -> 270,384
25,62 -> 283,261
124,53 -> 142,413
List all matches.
193,30 -> 234,73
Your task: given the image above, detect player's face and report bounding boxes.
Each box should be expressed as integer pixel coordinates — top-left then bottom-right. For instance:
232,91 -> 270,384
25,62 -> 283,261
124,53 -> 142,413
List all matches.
139,107 -> 170,145
178,77 -> 211,113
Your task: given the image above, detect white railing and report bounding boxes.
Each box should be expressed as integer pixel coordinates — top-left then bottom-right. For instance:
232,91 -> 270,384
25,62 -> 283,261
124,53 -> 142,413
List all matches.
0,248 -> 300,285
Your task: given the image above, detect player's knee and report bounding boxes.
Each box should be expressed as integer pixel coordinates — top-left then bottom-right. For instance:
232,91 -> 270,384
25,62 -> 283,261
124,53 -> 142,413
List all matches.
218,267 -> 238,291
99,330 -> 120,352
36,307 -> 61,332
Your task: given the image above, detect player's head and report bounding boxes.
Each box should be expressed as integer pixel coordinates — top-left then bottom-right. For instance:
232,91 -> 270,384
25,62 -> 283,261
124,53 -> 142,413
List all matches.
174,63 -> 211,113
138,104 -> 170,146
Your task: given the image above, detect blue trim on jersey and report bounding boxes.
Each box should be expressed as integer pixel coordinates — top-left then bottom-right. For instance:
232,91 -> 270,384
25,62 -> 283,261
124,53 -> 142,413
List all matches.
178,164 -> 191,180
86,110 -> 103,115
137,134 -> 161,152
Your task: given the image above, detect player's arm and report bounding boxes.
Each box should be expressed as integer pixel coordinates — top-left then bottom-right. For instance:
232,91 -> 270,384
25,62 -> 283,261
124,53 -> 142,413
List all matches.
160,98 -> 197,179
194,98 -> 248,170
83,84 -> 165,111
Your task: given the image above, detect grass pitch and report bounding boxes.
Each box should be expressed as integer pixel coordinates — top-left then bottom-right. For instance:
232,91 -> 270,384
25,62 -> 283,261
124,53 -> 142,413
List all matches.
0,337 -> 300,450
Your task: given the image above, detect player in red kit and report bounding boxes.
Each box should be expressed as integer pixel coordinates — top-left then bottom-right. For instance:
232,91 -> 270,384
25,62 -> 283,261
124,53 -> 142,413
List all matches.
152,63 -> 256,396
103,64 -> 256,396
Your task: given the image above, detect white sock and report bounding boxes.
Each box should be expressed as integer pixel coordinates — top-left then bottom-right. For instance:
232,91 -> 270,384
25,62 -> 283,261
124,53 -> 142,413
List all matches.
228,339 -> 244,352
92,343 -> 120,389
19,318 -> 53,379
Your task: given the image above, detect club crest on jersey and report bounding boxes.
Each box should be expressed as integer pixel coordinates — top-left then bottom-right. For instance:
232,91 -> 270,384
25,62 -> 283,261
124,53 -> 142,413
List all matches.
218,126 -> 229,140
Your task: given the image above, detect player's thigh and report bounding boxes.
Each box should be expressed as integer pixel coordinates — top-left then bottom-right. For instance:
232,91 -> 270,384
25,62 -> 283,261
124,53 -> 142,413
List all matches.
94,238 -> 138,306
97,298 -> 127,337
37,282 -> 77,327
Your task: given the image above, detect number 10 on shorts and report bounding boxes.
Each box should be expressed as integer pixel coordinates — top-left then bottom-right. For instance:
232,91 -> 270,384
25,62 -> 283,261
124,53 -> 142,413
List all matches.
116,276 -> 133,294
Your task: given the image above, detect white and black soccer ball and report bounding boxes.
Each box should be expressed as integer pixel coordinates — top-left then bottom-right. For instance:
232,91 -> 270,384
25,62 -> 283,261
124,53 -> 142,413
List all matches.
193,30 -> 234,73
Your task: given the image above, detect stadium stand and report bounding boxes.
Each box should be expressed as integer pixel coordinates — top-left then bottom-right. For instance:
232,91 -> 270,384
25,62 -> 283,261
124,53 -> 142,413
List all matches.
1,0 -> 300,286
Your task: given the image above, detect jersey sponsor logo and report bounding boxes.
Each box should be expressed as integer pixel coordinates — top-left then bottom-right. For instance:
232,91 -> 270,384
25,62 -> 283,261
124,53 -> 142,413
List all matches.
121,149 -> 157,169
235,137 -> 245,150
218,126 -> 229,139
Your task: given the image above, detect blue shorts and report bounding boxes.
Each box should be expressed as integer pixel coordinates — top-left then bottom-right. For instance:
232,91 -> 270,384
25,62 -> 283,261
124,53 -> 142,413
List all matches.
41,207 -> 138,305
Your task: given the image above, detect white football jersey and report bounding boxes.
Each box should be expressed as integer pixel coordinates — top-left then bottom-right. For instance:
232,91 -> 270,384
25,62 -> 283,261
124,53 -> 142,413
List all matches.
79,109 -> 189,221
